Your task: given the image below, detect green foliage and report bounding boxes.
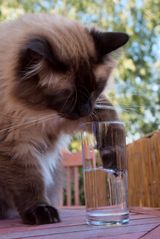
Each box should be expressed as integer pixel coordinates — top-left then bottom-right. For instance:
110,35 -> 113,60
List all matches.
68,134 -> 81,152
0,0 -> 159,144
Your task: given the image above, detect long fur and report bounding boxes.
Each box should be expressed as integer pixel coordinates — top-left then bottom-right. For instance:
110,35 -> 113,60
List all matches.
0,13 -> 128,224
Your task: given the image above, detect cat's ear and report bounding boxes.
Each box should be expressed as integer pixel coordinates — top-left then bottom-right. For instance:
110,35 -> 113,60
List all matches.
26,37 -> 68,70
18,37 -> 68,78
25,38 -> 54,64
90,29 -> 129,58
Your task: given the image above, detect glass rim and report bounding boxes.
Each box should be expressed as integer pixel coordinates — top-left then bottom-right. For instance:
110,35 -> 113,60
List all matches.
95,104 -> 115,110
80,120 -> 125,128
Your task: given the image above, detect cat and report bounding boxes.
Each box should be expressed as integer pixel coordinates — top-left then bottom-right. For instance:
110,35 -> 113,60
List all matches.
0,13 -> 129,225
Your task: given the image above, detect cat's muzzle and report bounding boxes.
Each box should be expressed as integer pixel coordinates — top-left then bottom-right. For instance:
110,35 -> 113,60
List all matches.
61,101 -> 93,120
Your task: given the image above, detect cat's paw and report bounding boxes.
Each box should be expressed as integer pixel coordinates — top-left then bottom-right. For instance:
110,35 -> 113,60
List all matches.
22,204 -> 60,225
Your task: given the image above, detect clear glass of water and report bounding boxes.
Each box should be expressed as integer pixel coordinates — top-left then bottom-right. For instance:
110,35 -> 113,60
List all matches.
81,121 -> 129,226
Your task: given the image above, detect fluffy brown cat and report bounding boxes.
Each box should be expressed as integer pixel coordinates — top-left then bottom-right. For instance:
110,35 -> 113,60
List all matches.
0,13 -> 129,225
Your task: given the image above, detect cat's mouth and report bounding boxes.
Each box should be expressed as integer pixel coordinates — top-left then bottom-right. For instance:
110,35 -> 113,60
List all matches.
61,113 -> 82,120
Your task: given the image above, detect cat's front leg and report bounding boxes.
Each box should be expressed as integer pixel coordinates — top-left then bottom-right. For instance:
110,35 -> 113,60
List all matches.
22,204 -> 60,225
15,158 -> 61,225
0,155 -> 60,225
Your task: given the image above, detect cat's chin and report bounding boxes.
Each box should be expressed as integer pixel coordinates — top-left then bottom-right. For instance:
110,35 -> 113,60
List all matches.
60,105 -> 93,121
60,113 -> 87,121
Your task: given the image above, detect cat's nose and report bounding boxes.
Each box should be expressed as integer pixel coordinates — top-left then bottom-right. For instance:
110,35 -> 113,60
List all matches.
78,102 -> 92,117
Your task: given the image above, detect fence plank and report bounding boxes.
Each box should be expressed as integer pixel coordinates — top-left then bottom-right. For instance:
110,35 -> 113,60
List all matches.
74,167 -> 80,205
66,168 -> 71,206
127,130 -> 160,207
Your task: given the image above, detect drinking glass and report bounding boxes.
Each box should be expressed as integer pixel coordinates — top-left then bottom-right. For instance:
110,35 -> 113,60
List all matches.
81,121 -> 129,225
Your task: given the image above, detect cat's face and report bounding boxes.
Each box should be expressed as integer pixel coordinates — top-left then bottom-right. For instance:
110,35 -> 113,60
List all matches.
13,18 -> 129,120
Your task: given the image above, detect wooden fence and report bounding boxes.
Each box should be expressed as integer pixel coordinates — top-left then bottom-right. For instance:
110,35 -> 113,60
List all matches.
127,130 -> 160,207
62,130 -> 160,207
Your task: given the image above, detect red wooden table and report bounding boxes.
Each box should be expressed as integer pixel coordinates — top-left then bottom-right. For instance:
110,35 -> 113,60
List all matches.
0,207 -> 160,239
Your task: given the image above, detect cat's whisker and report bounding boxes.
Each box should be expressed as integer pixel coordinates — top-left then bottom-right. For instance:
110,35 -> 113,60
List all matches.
74,87 -> 78,108
107,92 -> 154,99
95,99 -> 147,114
117,105 -> 145,109
96,99 -> 146,109
89,114 -> 93,121
19,115 -> 62,131
0,111 -> 59,121
22,61 -> 43,80
89,111 -> 98,121
73,92 -> 78,110
80,84 -> 90,94
78,85 -> 90,98
70,96 -> 76,112
69,88 -> 77,112
0,114 -> 61,133
59,92 -> 73,112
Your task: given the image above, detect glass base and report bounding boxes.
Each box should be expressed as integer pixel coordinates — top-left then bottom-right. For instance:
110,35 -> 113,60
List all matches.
86,211 -> 129,226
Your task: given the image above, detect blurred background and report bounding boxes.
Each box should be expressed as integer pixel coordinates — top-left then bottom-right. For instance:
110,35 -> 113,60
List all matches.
0,0 -> 159,146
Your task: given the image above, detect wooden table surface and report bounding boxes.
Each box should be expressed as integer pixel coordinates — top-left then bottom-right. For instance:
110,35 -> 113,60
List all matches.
0,207 -> 160,239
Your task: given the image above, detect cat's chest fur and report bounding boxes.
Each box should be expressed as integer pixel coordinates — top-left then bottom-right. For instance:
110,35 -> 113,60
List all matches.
36,134 -> 71,189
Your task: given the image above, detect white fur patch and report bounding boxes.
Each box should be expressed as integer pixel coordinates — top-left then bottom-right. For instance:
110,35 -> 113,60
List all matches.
39,151 -> 58,187
37,134 -> 71,188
